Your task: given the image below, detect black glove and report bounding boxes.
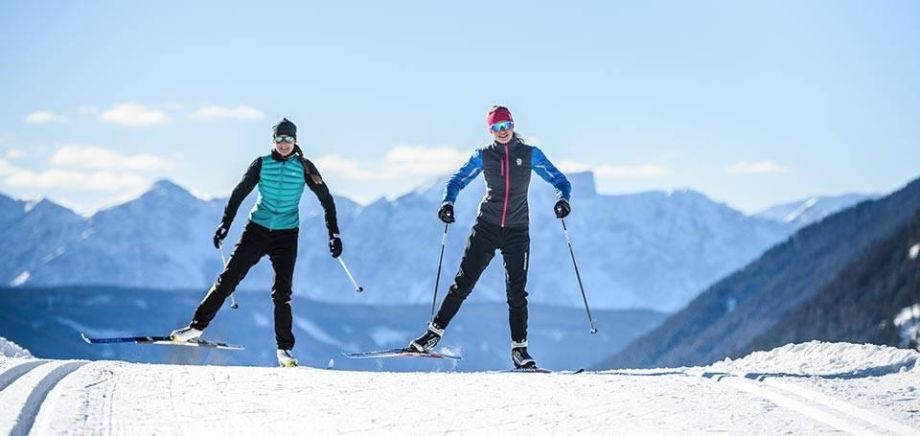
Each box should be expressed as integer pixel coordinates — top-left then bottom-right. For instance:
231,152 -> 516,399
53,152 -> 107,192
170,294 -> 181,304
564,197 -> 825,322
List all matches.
554,199 -> 571,219
438,203 -> 455,224
329,234 -> 343,258
213,225 -> 229,249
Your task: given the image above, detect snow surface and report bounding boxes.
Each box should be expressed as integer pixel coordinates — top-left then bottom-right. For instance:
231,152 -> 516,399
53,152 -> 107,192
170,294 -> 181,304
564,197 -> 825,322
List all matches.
1,341 -> 918,435
0,337 -> 31,359
705,341 -> 919,376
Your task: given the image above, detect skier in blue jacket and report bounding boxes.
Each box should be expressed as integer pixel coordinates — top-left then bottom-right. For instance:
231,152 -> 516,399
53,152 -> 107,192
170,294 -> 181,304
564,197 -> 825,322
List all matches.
408,106 -> 572,369
170,118 -> 341,367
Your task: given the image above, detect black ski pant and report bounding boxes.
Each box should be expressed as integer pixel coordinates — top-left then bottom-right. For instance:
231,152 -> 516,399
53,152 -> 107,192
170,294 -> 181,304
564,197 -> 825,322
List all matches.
191,221 -> 298,350
433,220 -> 530,343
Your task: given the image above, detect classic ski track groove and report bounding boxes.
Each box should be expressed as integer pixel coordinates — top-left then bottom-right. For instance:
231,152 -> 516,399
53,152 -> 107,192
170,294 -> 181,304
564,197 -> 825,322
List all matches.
0,360 -> 49,391
702,372 -> 919,436
0,360 -> 89,436
760,377 -> 920,436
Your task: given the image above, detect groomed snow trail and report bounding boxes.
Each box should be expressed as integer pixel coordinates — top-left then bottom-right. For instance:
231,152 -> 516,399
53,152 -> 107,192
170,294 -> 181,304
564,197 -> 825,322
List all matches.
701,372 -> 918,435
0,359 -> 88,436
0,341 -> 916,435
3,362 -> 834,435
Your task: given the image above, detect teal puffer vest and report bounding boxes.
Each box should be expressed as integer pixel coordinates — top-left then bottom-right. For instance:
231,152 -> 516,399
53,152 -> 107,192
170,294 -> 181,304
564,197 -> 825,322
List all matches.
249,155 -> 306,230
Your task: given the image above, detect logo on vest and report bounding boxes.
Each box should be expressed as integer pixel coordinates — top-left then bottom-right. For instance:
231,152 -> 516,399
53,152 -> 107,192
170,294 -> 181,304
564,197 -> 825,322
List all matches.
516,158 -> 522,166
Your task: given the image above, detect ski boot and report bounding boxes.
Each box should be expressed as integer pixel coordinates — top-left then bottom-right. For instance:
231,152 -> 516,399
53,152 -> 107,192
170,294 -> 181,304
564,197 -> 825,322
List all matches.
277,349 -> 298,367
511,341 -> 537,369
170,326 -> 203,343
407,322 -> 444,352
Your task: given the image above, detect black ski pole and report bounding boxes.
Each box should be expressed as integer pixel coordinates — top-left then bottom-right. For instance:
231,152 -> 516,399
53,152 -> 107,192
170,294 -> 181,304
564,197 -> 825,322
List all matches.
429,222 -> 450,321
218,243 -> 239,309
560,218 -> 597,334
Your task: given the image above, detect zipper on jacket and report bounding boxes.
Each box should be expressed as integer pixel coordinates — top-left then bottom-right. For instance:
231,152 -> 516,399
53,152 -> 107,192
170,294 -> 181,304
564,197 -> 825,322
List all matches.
501,143 -> 510,227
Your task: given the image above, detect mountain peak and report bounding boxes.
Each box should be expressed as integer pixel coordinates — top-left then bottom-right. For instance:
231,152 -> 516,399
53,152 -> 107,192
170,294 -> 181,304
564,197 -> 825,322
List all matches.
755,193 -> 874,226
151,179 -> 189,194
21,198 -> 80,221
142,179 -> 198,203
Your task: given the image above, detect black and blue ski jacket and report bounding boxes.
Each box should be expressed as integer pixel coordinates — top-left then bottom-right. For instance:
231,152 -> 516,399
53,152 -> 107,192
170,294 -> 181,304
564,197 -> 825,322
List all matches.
444,136 -> 571,228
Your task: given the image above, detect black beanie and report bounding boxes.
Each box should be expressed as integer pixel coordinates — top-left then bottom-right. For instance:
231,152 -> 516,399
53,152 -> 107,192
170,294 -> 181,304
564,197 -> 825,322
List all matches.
273,118 -> 297,138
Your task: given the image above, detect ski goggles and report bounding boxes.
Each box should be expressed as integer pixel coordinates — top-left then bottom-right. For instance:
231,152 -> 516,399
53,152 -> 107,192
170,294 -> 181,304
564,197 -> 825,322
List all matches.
273,135 -> 296,144
489,121 -> 514,133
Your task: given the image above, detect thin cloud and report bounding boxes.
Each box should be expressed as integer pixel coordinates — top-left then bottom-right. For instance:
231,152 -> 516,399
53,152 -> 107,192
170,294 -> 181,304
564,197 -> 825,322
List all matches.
559,161 -> 670,178
0,145 -> 170,194
26,111 -> 70,125
315,145 -> 468,181
4,149 -> 26,160
4,169 -> 149,191
0,158 -> 16,175
385,146 -> 468,176
99,103 -> 170,127
312,155 -> 378,181
726,161 -> 790,174
50,145 -> 175,172
190,105 -> 265,120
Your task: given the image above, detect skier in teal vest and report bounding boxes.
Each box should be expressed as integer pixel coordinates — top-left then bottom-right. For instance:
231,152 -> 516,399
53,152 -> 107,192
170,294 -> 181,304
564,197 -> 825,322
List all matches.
170,118 -> 342,367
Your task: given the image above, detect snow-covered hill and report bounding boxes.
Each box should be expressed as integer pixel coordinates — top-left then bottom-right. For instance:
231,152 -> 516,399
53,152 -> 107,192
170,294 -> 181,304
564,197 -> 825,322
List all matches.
0,342 -> 916,435
754,193 -> 873,228
0,337 -> 30,359
0,174 -> 862,311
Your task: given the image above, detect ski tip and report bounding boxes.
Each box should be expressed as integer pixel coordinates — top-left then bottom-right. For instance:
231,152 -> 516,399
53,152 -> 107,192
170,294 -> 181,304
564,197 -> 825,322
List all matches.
80,332 -> 92,344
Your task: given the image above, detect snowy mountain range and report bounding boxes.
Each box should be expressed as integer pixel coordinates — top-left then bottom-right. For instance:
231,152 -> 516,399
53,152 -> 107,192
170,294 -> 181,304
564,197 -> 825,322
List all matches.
601,175 -> 920,369
0,173 -> 869,311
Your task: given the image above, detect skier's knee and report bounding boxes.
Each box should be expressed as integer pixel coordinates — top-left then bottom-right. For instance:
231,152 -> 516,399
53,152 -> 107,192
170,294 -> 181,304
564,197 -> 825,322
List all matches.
448,283 -> 473,300
506,289 -> 528,308
272,290 -> 292,305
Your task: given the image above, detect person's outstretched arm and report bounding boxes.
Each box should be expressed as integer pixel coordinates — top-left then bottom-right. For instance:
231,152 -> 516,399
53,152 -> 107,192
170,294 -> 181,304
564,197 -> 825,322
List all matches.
221,158 -> 261,229
531,147 -> 572,217
213,158 -> 261,248
444,150 -> 484,204
302,158 -> 342,257
438,150 -> 484,223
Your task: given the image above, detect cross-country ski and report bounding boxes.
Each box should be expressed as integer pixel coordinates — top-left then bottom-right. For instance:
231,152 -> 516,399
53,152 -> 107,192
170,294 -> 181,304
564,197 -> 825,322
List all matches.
342,348 -> 462,360
81,333 -> 244,350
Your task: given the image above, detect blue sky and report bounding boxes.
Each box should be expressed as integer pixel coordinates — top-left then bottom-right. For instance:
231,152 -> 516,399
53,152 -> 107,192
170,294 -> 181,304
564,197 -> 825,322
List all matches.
1,1 -> 918,214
